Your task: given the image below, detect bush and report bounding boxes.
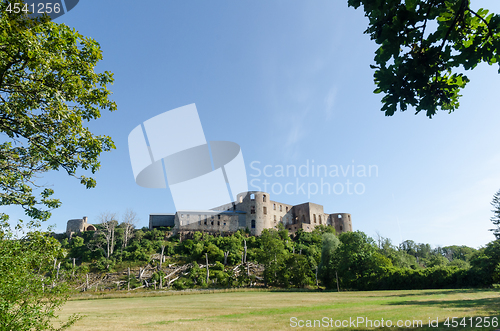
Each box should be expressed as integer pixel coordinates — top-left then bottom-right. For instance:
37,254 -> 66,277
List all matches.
212,261 -> 225,271
172,277 -> 193,290
188,262 -> 207,287
90,257 -> 114,273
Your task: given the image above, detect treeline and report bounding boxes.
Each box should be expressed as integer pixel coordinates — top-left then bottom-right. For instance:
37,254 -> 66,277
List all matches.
319,231 -> 499,290
55,223 -> 500,291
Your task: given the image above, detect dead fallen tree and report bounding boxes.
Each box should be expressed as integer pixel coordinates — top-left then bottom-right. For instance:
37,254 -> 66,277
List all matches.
71,261 -> 265,291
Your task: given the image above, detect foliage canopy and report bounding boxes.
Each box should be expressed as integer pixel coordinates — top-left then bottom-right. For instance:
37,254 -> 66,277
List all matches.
0,1 -> 116,226
348,0 -> 500,117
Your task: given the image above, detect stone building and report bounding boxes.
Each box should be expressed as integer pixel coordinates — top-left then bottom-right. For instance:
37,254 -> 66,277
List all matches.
66,216 -> 96,237
151,191 -> 352,236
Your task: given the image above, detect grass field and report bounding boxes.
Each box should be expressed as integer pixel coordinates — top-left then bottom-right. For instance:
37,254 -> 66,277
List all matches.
58,288 -> 500,330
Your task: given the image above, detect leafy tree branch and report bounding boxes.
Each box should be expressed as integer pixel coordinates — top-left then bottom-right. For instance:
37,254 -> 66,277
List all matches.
348,0 -> 500,117
0,1 -> 116,224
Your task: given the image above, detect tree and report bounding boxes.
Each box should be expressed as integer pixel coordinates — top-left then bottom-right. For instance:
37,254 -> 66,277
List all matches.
257,229 -> 288,286
0,1 -> 116,225
0,3 -> 116,329
333,231 -> 386,289
427,254 -> 450,267
283,254 -> 315,288
121,209 -> 137,249
348,0 -> 500,117
98,212 -> 118,259
318,232 -> 340,289
399,239 -> 418,257
374,236 -> 420,269
442,245 -> 476,261
490,189 -> 500,239
0,230 -> 80,331
470,240 -> 500,285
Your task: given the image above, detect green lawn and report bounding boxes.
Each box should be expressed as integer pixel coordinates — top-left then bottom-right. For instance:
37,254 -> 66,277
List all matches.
58,288 -> 500,330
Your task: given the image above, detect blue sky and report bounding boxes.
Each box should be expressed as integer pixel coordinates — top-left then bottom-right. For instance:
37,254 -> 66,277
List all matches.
3,0 -> 500,249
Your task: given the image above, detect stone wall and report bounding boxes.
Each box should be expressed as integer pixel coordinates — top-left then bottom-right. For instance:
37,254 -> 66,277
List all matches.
174,210 -> 246,234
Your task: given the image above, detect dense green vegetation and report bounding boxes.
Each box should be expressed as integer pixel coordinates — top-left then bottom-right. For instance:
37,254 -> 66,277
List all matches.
54,221 -> 500,291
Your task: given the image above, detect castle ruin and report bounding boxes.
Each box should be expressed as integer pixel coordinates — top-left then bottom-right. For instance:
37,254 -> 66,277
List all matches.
151,191 -> 352,236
